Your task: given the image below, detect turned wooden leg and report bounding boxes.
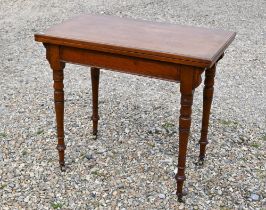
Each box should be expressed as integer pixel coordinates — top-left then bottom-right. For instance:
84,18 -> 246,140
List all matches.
91,67 -> 100,135
176,69 -> 194,202
53,67 -> 66,170
199,64 -> 216,162
46,44 -> 66,171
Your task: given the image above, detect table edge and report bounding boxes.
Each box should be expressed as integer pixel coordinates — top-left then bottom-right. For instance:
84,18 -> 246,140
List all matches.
210,31 -> 236,66
35,31 -> 236,68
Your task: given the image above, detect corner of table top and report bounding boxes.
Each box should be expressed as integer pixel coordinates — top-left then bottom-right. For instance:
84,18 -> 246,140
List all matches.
34,33 -> 45,42
208,30 -> 236,67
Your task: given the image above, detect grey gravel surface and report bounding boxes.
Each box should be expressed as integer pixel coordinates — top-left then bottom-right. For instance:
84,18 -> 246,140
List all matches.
0,0 -> 265,209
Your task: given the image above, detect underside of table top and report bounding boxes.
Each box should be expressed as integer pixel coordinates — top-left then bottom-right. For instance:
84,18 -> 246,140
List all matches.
35,14 -> 236,68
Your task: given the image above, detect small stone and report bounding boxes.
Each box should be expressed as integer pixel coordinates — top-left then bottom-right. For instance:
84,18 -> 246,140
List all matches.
174,168 -> 178,175
117,184 -> 124,189
250,193 -> 260,201
24,196 -> 29,202
160,158 -> 172,164
125,128 -> 129,133
154,128 -> 162,134
242,146 -> 248,151
218,190 -> 222,195
158,194 -> 165,199
85,154 -> 93,160
91,191 -> 96,198
228,177 -> 235,182
96,149 -> 106,154
9,183 -> 15,188
179,203 -> 185,209
150,150 -> 155,155
0,151 -> 3,161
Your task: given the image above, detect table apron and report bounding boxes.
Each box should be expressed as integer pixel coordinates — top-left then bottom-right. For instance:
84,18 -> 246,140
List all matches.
59,46 -> 181,82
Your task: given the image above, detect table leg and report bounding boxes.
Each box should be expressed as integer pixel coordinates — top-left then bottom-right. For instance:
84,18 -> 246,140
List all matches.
199,64 -> 216,162
46,45 -> 66,171
176,69 -> 194,202
53,67 -> 66,171
91,67 -> 100,135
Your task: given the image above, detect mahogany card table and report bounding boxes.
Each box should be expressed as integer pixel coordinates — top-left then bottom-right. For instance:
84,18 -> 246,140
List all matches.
35,14 -> 236,201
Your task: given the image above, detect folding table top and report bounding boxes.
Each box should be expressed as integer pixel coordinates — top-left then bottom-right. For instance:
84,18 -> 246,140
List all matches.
35,14 -> 236,67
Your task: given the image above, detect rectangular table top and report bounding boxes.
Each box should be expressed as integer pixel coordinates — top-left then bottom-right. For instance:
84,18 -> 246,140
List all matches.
35,14 -> 236,67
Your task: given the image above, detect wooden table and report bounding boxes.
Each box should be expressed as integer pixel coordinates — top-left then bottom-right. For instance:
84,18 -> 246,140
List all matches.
35,14 -> 236,201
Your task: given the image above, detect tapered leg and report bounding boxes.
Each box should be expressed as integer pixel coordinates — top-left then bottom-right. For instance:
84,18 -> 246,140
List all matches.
91,67 -> 100,135
199,64 -> 216,162
46,44 -> 66,171
176,68 -> 194,202
53,67 -> 66,170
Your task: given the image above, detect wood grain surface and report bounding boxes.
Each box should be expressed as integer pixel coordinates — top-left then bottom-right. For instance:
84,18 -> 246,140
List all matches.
35,14 -> 236,67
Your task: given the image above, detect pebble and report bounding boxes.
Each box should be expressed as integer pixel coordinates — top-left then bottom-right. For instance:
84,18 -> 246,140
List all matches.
85,175 -> 90,181
96,149 -> 106,154
158,194 -> 166,199
250,193 -> 260,201
0,151 -> 3,161
125,128 -> 129,133
24,196 -> 30,203
179,203 -> 185,209
85,154 -> 94,160
117,184 -> 125,189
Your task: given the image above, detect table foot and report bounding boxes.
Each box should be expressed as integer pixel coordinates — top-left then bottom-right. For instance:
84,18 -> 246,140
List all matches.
176,187 -> 188,202
60,164 -> 66,172
198,155 -> 205,165
91,116 -> 99,136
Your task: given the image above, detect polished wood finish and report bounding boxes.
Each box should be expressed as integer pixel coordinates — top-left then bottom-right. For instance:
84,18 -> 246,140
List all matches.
35,14 -> 235,201
60,46 -> 181,82
45,44 -> 66,171
199,64 -> 216,162
91,67 -> 100,135
35,14 -> 235,68
176,67 -> 195,201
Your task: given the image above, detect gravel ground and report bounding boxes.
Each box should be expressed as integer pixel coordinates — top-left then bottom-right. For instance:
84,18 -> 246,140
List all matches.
0,0 -> 265,209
